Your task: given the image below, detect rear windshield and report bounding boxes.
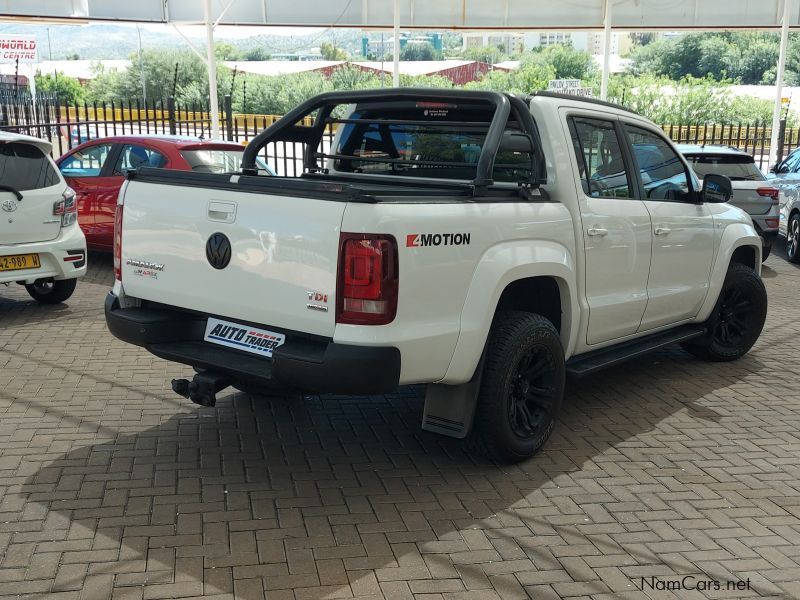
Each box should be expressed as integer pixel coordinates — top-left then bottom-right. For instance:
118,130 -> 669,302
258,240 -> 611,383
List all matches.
330,103 -> 532,182
0,142 -> 60,190
683,153 -> 765,181
180,149 -> 274,175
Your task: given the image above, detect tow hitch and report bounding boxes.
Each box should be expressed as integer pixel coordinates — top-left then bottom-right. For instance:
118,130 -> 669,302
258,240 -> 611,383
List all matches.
171,371 -> 232,407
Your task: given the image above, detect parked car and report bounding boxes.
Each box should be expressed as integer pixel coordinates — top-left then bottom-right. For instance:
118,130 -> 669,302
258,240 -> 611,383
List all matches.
105,89 -> 767,462
0,132 -> 87,303
56,135 -> 274,251
767,146 -> 800,262
677,145 -> 780,261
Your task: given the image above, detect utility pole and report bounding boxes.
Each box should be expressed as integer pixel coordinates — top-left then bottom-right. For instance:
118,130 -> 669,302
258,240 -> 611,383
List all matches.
204,0 -> 221,140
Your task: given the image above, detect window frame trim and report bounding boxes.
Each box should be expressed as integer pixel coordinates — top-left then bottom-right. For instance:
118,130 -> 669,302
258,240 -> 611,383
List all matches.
567,114 -> 639,201
620,120 -> 700,204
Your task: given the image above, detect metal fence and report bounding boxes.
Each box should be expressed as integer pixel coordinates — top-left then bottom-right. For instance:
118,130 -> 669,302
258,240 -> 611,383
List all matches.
1,94 -> 796,175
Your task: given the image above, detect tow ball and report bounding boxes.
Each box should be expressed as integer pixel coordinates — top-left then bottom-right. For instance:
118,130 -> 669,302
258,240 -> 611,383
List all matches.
171,371 -> 232,407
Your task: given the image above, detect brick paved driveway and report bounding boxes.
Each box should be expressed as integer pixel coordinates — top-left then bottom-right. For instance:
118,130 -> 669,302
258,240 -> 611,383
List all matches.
0,250 -> 798,600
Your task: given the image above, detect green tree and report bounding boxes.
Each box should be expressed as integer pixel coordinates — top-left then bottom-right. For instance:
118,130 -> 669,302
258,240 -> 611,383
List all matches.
400,43 -> 442,61
243,47 -> 271,61
215,42 -> 241,61
538,44 -> 595,80
34,72 -> 84,104
463,45 -> 505,65
320,42 -> 348,61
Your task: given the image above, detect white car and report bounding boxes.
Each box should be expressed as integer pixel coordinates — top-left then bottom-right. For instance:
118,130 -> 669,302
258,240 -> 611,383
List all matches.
105,90 -> 766,462
766,146 -> 800,262
0,132 -> 87,303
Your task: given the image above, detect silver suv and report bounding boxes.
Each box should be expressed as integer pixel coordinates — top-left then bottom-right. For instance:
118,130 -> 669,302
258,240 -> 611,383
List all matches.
679,145 -> 780,261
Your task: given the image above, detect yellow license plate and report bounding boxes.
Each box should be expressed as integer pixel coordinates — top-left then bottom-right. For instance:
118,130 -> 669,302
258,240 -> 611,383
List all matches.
0,253 -> 41,272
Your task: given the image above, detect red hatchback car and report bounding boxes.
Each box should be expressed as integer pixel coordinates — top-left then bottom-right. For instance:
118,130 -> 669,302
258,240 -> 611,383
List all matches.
56,136 -> 273,251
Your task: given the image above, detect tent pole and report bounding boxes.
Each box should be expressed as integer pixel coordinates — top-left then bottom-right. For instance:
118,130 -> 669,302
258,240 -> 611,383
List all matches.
205,0 -> 221,140
770,0 -> 791,168
600,0 -> 612,100
393,0 -> 400,87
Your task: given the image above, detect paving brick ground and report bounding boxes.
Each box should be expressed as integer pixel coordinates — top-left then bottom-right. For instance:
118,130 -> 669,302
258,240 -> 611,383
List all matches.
0,249 -> 799,600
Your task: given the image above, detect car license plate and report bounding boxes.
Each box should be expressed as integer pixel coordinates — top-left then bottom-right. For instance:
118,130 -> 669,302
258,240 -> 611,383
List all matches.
203,317 -> 285,358
0,253 -> 40,272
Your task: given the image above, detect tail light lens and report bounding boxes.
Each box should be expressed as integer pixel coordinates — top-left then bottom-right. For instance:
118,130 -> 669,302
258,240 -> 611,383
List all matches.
336,233 -> 398,325
113,204 -> 123,281
757,187 -> 780,204
53,187 -> 78,227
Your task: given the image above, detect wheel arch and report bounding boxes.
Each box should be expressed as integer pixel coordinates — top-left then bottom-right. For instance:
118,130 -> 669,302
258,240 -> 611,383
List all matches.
696,225 -> 762,323
440,240 -> 578,385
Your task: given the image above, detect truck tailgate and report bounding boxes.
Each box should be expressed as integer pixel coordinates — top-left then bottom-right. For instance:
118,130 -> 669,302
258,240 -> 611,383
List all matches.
120,181 -> 345,338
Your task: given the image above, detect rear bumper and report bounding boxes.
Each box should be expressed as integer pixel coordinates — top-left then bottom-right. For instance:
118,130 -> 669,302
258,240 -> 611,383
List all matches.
104,293 -> 401,395
0,224 -> 87,284
752,221 -> 779,244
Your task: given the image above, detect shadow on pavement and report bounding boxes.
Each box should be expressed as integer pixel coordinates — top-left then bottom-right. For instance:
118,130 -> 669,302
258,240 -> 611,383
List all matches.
17,343 -> 773,598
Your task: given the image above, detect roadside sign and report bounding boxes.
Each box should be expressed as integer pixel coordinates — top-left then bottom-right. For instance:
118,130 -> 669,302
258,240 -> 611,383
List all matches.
0,35 -> 37,63
548,78 -> 593,98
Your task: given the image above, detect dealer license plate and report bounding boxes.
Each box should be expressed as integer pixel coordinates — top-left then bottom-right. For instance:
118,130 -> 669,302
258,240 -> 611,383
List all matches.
203,317 -> 285,358
0,253 -> 40,272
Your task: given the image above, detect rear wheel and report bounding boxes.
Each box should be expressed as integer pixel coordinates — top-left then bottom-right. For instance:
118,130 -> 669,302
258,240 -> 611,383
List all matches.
468,311 -> 564,463
24,278 -> 77,304
788,213 -> 800,264
681,263 -> 767,362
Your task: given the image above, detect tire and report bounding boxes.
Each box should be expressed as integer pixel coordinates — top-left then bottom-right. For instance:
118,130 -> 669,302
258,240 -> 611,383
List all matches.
788,213 -> 800,264
761,240 -> 772,262
468,310 -> 565,463
681,263 -> 767,362
24,278 -> 77,304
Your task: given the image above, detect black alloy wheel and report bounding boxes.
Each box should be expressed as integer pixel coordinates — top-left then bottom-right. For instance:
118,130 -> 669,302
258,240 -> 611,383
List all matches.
507,345 -> 559,440
788,214 -> 800,263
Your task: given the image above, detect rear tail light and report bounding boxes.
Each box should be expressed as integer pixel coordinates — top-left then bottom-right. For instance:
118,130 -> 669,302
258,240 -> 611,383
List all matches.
336,233 -> 398,325
53,187 -> 78,227
765,217 -> 780,229
757,187 -> 780,205
113,204 -> 123,281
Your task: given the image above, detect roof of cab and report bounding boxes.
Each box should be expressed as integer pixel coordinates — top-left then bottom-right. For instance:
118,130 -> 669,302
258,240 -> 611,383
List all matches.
0,131 -> 53,154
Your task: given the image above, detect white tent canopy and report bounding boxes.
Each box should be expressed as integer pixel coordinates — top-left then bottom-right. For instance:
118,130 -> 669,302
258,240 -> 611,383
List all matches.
2,0 -> 799,29
1,0 -> 798,158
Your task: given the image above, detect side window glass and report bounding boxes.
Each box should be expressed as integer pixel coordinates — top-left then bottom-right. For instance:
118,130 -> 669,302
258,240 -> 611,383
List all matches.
786,150 -> 800,173
113,145 -> 167,175
569,117 -> 632,198
59,144 -> 113,177
625,125 -> 693,202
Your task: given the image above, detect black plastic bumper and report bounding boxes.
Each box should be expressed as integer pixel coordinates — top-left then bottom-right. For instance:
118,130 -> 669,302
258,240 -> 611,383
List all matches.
104,293 -> 401,394
753,222 -> 778,244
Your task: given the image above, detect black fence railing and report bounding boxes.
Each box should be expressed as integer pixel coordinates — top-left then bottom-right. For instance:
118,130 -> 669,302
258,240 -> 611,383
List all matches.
0,94 -> 795,175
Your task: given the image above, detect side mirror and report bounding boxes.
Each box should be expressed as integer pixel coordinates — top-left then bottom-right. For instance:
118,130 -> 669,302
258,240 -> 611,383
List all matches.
773,163 -> 790,174
702,173 -> 733,203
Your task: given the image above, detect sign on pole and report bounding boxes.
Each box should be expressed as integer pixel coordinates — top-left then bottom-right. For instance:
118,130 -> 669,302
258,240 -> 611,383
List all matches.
0,35 -> 37,63
547,78 -> 593,98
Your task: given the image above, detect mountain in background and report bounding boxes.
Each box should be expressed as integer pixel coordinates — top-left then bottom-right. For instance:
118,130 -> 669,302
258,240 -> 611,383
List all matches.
0,23 -> 429,60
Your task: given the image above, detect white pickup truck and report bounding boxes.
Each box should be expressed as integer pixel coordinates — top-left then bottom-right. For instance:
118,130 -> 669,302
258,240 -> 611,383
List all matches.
105,89 -> 767,462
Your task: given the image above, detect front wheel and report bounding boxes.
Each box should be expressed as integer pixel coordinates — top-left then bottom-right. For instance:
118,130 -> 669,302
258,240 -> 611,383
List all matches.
761,240 -> 772,262
681,263 -> 767,362
788,213 -> 800,264
24,278 -> 77,304
468,311 -> 565,463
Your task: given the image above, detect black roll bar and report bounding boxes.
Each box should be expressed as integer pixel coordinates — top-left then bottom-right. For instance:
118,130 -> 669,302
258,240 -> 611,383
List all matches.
240,88 -> 512,191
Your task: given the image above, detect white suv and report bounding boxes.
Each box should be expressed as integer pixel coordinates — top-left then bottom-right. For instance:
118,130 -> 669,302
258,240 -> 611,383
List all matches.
0,132 -> 87,303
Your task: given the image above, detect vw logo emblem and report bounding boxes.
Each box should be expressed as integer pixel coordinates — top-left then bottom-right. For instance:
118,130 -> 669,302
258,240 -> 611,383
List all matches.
1,199 -> 16,213
206,232 -> 231,269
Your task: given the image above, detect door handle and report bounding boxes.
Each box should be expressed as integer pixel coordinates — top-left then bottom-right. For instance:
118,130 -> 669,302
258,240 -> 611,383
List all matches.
208,201 -> 237,223
654,226 -> 671,235
587,226 -> 608,237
